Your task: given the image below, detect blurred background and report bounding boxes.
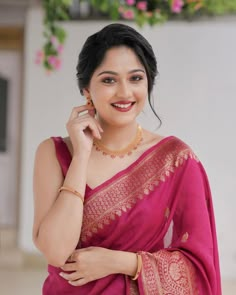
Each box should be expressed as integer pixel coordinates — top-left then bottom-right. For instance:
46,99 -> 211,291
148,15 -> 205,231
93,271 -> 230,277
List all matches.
0,0 -> 235,294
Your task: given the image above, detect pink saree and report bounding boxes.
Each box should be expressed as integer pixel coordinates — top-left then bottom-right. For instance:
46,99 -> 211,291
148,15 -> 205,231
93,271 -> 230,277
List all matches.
43,136 -> 221,295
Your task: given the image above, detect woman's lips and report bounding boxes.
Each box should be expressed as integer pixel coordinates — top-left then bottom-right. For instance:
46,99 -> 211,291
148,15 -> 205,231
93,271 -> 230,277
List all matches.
111,101 -> 135,112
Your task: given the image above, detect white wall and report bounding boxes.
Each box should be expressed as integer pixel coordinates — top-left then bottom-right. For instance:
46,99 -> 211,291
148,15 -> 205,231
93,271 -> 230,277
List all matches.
0,51 -> 21,225
20,7 -> 236,279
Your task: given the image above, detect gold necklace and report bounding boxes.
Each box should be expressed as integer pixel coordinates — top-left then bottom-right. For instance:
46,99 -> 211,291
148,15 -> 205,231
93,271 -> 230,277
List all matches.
93,125 -> 143,158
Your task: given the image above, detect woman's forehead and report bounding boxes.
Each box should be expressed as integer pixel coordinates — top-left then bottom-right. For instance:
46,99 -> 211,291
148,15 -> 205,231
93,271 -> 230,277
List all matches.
94,46 -> 145,73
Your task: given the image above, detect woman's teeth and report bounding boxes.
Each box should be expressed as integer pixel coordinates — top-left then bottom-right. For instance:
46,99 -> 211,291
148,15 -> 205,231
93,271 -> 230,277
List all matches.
112,103 -> 133,109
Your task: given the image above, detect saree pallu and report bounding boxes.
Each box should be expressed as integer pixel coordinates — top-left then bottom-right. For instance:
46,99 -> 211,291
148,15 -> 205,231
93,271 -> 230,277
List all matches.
43,136 -> 221,295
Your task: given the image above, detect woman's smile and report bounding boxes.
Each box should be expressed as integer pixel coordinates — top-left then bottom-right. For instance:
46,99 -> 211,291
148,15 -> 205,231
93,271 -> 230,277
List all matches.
111,101 -> 136,112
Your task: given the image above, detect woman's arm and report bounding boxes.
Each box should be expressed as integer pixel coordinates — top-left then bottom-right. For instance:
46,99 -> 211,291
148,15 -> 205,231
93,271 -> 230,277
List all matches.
33,105 -> 102,267
33,138 -> 89,267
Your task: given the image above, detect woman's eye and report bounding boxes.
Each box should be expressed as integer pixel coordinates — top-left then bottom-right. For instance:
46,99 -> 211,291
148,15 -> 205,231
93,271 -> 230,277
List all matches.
130,75 -> 143,82
102,77 -> 115,84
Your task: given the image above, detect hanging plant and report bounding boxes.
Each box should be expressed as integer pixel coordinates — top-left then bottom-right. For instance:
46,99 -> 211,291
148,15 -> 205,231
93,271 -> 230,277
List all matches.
36,0 -> 236,72
91,0 -> 205,27
35,0 -> 73,72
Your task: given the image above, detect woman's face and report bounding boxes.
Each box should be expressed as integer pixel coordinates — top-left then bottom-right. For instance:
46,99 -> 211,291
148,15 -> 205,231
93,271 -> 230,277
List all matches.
84,46 -> 148,127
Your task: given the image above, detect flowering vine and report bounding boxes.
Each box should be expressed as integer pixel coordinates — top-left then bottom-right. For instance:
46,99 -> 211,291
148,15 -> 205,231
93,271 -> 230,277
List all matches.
35,0 -> 72,72
37,0 -> 236,72
91,0 -> 205,27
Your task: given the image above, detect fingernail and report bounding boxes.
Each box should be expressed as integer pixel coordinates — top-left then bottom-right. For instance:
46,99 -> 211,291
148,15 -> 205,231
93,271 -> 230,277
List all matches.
59,272 -> 64,277
68,281 -> 74,285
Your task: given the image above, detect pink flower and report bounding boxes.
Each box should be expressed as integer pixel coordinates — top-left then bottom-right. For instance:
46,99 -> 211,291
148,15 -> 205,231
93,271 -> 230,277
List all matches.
122,9 -> 135,19
48,55 -> 61,70
126,0 -> 135,5
48,55 -> 56,66
171,0 -> 184,13
136,1 -> 147,11
36,50 -> 44,58
35,50 -> 44,65
57,44 -> 64,54
54,58 -> 61,70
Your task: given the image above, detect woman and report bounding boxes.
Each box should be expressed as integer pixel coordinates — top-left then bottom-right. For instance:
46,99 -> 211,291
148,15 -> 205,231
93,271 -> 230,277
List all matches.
33,23 -> 221,294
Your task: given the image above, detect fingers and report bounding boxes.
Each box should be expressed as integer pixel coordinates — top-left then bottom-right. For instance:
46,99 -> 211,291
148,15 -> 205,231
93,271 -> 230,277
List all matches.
67,117 -> 101,140
59,266 -> 88,286
59,270 -> 88,286
60,247 -> 105,287
67,252 -> 76,263
69,105 -> 94,120
59,270 -> 81,282
68,278 -> 87,286
67,105 -> 103,140
66,249 -> 81,263
61,262 -> 77,272
60,249 -> 90,286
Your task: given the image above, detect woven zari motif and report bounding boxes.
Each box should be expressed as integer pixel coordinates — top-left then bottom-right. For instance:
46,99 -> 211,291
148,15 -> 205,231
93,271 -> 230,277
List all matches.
140,250 -> 198,295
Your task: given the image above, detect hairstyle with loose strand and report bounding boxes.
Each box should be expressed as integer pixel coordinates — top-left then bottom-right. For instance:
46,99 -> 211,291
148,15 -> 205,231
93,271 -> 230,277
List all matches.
76,23 -> 161,125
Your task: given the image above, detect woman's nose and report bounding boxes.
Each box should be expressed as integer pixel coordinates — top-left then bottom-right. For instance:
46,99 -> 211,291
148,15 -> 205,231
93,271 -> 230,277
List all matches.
116,81 -> 132,99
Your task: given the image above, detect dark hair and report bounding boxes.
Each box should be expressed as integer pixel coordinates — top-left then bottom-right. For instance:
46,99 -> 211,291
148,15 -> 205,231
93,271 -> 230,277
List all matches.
76,23 -> 161,122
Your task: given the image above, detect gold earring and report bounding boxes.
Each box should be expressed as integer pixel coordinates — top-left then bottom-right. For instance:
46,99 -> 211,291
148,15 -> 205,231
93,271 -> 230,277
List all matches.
86,96 -> 93,106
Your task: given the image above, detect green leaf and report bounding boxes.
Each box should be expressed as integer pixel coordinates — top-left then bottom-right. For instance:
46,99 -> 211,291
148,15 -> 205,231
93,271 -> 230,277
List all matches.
135,12 -> 146,27
54,26 -> 67,43
99,0 -> 109,13
61,0 -> 72,6
110,5 -> 120,20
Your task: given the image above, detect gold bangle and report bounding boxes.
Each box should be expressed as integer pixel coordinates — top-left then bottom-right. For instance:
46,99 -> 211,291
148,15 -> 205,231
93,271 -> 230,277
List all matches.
58,186 -> 84,203
131,253 -> 142,280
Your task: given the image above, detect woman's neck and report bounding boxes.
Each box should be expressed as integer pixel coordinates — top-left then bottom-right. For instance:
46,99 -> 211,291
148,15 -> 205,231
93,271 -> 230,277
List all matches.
97,122 -> 139,150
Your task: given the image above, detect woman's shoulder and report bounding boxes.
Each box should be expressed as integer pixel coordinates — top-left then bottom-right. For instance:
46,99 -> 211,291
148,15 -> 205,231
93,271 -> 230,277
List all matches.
164,135 -> 192,150
142,130 -> 188,151
34,138 -> 58,168
37,136 -> 70,147
35,136 -> 70,158
161,135 -> 199,164
142,130 -> 198,162
34,137 -> 63,172
36,137 -> 55,154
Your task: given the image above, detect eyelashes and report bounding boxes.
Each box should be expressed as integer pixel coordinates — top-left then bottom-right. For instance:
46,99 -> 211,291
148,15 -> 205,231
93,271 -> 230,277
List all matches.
101,75 -> 144,84
102,77 -> 115,84
130,75 -> 144,82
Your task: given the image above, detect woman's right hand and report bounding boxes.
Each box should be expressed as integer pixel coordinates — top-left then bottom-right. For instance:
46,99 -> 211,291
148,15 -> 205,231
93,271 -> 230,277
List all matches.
66,105 -> 103,157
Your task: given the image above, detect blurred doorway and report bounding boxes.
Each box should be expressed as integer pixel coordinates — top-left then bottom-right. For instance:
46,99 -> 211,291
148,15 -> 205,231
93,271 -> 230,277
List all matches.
0,27 -> 23,250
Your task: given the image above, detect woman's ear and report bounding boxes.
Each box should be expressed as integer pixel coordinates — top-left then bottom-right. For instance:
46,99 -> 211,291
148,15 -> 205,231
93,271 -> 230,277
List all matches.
83,88 -> 94,107
83,88 -> 90,98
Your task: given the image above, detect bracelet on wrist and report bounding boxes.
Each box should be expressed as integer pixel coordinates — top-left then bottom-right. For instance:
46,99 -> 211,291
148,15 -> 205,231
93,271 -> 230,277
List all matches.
131,253 -> 142,280
58,186 -> 84,203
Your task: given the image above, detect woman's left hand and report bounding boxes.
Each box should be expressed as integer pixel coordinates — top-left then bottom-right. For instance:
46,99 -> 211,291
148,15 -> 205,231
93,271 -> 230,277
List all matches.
59,247 -> 116,286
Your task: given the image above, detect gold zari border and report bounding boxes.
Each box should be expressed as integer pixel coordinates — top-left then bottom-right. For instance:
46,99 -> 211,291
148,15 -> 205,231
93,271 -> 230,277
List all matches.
81,137 -> 198,242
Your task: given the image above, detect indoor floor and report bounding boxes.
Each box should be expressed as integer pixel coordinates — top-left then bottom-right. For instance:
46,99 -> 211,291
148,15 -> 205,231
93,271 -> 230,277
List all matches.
0,267 -> 235,295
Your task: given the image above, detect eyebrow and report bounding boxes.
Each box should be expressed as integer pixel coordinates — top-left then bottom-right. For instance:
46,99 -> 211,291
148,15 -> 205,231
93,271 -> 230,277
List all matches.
97,69 -> 145,76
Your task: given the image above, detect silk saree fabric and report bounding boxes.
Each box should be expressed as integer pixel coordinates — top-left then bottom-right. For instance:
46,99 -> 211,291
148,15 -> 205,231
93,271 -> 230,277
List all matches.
43,136 -> 221,295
